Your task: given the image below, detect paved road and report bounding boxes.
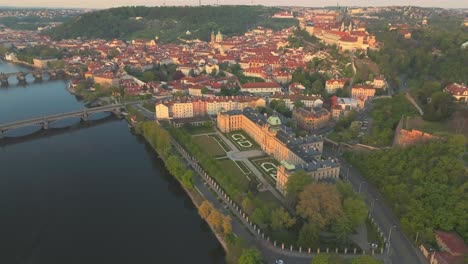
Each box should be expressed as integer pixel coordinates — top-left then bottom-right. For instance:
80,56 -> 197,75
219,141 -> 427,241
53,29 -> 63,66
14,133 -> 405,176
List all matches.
323,148 -> 427,264
133,103 -> 156,120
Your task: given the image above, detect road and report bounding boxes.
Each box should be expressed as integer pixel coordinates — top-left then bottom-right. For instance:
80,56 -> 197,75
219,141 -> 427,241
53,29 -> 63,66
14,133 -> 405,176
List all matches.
323,148 -> 427,264
133,103 -> 156,120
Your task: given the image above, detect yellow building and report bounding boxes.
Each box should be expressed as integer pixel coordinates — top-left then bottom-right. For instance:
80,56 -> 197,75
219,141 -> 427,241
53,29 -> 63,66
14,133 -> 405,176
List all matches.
276,160 -> 340,195
217,108 -> 338,195
292,107 -> 331,131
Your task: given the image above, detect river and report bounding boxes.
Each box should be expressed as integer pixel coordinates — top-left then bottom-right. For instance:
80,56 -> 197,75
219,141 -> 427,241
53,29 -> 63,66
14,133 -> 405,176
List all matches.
0,62 -> 225,264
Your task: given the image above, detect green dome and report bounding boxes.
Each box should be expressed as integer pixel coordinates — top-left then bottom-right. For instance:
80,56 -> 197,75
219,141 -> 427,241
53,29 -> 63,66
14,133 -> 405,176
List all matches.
267,116 -> 281,126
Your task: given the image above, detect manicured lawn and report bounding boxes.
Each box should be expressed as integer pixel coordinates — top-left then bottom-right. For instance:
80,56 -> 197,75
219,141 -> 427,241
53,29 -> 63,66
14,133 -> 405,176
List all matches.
210,134 -> 231,152
250,157 -> 280,185
226,130 -> 260,150
234,160 -> 252,174
193,135 -> 226,157
185,125 -> 215,135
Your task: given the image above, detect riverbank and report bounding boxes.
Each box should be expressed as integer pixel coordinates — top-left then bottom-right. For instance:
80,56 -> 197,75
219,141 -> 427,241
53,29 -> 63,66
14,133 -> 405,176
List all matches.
130,120 -> 230,255
6,59 -> 36,69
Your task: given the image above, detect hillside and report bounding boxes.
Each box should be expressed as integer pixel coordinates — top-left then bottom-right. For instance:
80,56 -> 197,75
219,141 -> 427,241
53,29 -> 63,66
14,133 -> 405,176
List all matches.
45,6 -> 297,42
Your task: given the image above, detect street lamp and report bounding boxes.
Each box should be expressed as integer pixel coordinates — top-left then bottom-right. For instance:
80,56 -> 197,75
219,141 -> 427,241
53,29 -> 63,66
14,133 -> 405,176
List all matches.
358,181 -> 367,193
387,225 -> 397,255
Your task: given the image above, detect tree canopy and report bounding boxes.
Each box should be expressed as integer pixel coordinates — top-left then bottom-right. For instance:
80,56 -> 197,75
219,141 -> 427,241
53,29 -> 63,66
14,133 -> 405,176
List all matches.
346,135 -> 468,243
46,6 -> 296,42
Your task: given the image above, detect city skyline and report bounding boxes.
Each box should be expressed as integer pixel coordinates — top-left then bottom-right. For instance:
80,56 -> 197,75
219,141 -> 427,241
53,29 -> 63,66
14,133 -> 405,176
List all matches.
0,0 -> 466,9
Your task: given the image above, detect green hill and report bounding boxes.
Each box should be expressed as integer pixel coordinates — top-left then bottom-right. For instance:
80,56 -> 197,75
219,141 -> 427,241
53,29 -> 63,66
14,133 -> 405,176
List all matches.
46,6 -> 297,42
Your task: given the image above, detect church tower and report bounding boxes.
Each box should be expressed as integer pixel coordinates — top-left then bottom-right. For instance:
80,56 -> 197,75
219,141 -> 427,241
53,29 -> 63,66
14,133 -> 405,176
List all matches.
211,31 -> 215,45
216,31 -> 223,43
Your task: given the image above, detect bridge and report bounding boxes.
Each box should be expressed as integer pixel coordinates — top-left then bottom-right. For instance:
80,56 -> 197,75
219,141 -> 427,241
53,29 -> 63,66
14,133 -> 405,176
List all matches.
0,104 -> 124,136
0,69 -> 66,85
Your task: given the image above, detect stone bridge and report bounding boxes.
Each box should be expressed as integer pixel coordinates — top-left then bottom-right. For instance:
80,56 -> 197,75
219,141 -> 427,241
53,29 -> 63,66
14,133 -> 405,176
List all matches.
0,104 -> 124,136
0,69 -> 66,85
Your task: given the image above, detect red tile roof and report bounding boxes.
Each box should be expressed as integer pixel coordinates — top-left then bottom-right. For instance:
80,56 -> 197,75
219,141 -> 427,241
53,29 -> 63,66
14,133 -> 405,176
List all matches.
436,231 -> 468,256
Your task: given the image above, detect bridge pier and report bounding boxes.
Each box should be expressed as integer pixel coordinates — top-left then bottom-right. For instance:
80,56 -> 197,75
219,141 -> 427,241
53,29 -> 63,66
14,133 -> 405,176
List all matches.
48,71 -> 57,80
16,72 -> 27,84
0,74 -> 8,86
33,72 -> 43,81
42,120 -> 49,130
82,112 -> 89,122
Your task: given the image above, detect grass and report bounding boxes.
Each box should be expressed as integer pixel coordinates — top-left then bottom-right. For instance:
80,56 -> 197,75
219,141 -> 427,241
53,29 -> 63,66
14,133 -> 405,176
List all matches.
234,160 -> 252,175
218,159 -> 252,183
365,218 -> 384,249
210,134 -> 231,152
250,157 -> 280,186
185,125 -> 215,135
142,102 -> 155,112
226,130 -> 260,150
193,135 -> 226,157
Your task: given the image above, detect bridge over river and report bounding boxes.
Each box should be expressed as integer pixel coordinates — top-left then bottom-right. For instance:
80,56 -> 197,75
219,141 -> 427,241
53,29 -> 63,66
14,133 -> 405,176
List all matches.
0,104 -> 125,136
0,69 -> 66,85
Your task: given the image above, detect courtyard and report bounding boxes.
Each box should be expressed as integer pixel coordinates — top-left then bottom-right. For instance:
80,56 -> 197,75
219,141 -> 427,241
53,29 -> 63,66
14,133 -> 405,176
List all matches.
226,130 -> 259,151
250,157 -> 280,185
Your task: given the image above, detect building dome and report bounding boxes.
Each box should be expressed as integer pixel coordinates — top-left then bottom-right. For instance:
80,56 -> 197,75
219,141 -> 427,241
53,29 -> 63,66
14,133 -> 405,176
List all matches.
267,116 -> 281,126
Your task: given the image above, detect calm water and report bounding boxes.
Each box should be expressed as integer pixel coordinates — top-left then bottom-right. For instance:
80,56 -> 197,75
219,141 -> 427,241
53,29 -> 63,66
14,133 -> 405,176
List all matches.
0,63 -> 225,263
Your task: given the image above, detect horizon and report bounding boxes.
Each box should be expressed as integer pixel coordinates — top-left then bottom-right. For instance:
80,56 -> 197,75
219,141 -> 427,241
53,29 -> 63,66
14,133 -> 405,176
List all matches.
0,0 -> 466,9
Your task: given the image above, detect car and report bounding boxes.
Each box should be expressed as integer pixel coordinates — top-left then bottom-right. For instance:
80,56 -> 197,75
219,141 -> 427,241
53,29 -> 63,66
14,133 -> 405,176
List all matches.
275,260 -> 284,264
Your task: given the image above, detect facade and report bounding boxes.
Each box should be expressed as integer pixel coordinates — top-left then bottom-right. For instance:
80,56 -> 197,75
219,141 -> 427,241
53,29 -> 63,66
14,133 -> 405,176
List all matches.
325,78 -> 347,94
373,75 -> 386,89
276,160 -> 340,195
217,108 -> 338,195
444,83 -> 468,102
33,58 -> 58,68
351,85 -> 376,101
155,96 -> 266,120
270,93 -> 323,110
93,72 -> 120,88
292,107 -> 331,131
241,82 -> 282,95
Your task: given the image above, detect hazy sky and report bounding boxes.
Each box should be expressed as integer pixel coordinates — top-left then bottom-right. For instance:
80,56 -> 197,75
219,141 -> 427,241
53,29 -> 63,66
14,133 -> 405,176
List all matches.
0,0 -> 465,9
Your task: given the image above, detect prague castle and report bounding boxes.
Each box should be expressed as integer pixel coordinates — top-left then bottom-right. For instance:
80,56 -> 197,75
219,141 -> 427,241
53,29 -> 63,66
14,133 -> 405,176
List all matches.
217,108 -> 340,195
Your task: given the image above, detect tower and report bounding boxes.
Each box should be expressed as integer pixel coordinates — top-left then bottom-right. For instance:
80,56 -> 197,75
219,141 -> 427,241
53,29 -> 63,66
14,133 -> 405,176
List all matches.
211,31 -> 215,45
216,31 -> 223,43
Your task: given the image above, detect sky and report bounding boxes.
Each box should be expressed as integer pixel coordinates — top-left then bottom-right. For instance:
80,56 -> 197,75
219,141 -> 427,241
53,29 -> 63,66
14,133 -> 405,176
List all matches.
0,0 -> 465,9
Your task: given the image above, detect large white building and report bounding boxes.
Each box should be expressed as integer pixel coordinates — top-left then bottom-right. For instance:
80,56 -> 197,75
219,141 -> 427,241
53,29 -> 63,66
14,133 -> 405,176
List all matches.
241,82 -> 282,95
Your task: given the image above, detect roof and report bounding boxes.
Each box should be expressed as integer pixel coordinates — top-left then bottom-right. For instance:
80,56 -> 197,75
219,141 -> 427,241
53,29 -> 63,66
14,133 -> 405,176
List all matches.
444,83 -> 468,96
435,231 -> 468,256
267,116 -> 282,126
242,82 -> 281,89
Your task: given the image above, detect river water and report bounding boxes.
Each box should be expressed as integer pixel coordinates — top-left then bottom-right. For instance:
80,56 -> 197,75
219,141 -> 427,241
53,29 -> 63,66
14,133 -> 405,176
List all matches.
0,63 -> 225,263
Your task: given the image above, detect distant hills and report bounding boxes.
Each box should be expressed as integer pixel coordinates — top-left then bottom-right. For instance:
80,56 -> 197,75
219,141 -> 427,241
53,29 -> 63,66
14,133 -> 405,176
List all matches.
45,6 -> 297,42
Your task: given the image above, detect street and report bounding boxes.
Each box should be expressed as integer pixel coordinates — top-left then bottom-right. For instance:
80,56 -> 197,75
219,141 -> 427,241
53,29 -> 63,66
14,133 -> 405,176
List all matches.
323,147 -> 427,264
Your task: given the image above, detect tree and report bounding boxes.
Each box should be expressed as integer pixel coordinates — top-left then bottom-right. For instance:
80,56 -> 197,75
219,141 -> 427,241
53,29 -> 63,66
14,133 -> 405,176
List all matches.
207,210 -> 223,231
270,207 -> 296,230
343,196 -> 367,228
298,223 -> 320,248
238,248 -> 262,264
350,255 -> 381,264
311,254 -> 330,264
201,87 -> 209,94
199,201 -> 214,220
242,197 -> 256,215
332,215 -> 353,243
222,216 -> 232,235
293,100 -> 305,108
285,170 -> 312,200
311,254 -> 345,264
296,183 -> 343,228
423,92 -> 456,121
